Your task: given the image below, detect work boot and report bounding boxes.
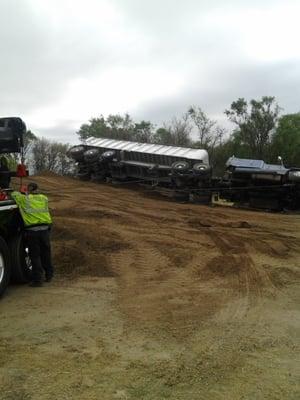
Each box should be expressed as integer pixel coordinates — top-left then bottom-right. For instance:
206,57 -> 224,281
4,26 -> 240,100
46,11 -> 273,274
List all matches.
29,281 -> 43,287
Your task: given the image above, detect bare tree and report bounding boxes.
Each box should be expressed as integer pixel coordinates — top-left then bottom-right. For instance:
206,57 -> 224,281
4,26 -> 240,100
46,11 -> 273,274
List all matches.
22,130 -> 37,163
188,106 -> 218,147
56,143 -> 75,175
160,114 -> 192,147
31,138 -> 74,175
9,130 -> 37,167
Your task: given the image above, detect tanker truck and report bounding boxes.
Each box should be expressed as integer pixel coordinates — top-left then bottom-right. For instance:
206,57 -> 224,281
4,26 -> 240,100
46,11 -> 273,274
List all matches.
68,137 -> 212,190
68,137 -> 300,211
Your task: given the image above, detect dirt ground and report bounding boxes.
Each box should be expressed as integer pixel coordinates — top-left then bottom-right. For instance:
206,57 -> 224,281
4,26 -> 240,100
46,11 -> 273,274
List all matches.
0,174 -> 299,400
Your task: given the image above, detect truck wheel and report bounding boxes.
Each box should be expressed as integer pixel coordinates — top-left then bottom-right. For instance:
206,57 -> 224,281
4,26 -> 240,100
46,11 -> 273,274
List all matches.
193,163 -> 211,175
9,233 -> 32,283
0,237 -> 11,297
171,160 -> 190,173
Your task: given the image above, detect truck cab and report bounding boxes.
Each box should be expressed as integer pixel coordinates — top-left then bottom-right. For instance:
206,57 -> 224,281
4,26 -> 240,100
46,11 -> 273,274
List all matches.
0,117 -> 31,296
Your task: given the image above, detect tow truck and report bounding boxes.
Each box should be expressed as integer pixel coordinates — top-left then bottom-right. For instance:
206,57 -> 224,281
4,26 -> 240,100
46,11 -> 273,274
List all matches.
0,117 -> 31,296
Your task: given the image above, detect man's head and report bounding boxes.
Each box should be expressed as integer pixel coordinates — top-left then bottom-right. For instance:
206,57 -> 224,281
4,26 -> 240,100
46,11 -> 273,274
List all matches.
27,182 -> 38,193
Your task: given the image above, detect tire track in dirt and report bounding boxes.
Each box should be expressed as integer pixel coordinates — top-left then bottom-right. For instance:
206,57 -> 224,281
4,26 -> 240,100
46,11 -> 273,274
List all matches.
107,220 -> 230,337
17,174 -> 300,337
203,230 -> 278,304
4,174 -> 299,400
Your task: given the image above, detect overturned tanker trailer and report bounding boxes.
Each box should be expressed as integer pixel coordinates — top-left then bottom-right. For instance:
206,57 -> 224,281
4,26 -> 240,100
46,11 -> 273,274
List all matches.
68,138 -> 300,210
68,137 -> 212,190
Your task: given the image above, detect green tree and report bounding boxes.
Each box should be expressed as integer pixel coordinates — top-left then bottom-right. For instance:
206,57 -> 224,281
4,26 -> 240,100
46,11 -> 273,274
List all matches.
77,114 -> 154,143
133,121 -> 154,143
78,116 -> 109,141
154,114 -> 192,147
271,113 -> 300,167
153,127 -> 173,145
210,130 -> 254,176
106,113 -> 135,140
225,96 -> 280,159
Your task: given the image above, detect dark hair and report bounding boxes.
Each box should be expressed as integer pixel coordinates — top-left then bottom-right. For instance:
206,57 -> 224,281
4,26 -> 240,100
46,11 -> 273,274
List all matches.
27,182 -> 38,192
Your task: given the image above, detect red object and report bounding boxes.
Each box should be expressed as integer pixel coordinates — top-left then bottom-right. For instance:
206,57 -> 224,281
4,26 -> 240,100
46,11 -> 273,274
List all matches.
20,185 -> 28,194
0,192 -> 8,200
16,163 -> 27,178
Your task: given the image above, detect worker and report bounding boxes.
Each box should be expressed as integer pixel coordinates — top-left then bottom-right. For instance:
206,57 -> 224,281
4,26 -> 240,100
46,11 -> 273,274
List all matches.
11,182 -> 54,287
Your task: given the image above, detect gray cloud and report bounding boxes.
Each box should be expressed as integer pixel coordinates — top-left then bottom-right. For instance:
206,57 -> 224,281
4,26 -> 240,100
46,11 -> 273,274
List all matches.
134,61 -> 300,127
0,0 -> 116,113
0,0 -> 299,143
35,122 -> 79,145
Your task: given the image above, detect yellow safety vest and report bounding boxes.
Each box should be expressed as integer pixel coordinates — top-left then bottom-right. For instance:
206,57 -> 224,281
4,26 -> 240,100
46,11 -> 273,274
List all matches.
11,191 -> 52,227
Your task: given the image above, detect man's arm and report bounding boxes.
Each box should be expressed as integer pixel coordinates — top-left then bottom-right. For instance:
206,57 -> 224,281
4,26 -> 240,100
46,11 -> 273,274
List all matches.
11,191 -> 24,205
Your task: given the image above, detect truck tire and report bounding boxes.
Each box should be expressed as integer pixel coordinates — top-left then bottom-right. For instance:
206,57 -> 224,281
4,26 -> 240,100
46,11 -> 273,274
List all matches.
171,160 -> 190,173
102,150 -> 116,160
0,237 -> 11,297
9,233 -> 32,283
193,163 -> 211,175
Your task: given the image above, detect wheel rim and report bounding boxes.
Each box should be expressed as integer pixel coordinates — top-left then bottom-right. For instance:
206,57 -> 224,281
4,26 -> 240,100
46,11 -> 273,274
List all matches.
176,163 -> 187,169
103,150 -> 115,159
0,252 -> 5,284
193,163 -> 207,171
172,161 -> 189,171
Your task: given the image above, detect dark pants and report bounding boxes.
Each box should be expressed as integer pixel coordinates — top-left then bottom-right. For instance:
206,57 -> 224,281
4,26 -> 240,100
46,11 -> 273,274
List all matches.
27,230 -> 53,283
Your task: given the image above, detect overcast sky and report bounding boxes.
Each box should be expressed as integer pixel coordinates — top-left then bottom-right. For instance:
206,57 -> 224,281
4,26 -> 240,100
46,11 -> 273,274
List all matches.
0,0 -> 299,143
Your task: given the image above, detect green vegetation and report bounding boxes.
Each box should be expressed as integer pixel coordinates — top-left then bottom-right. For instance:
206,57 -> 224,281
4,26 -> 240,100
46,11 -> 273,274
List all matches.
21,96 -> 299,176
77,96 -> 300,174
271,113 -> 300,167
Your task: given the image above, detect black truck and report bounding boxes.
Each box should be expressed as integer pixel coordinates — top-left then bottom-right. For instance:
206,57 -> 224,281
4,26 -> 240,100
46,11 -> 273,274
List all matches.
0,117 -> 31,296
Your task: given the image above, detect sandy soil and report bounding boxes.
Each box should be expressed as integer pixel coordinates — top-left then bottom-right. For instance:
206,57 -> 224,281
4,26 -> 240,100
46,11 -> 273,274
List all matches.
0,174 -> 299,399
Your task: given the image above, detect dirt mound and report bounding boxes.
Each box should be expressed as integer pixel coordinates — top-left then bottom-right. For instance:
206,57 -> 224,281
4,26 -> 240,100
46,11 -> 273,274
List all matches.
4,175 -> 300,399
13,174 -> 299,330
52,216 -> 129,279
11,173 -> 300,329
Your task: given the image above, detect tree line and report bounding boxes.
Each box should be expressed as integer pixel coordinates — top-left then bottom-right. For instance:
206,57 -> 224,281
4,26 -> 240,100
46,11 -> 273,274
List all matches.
20,95 -> 300,176
77,96 -> 300,175
7,132 -> 75,176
